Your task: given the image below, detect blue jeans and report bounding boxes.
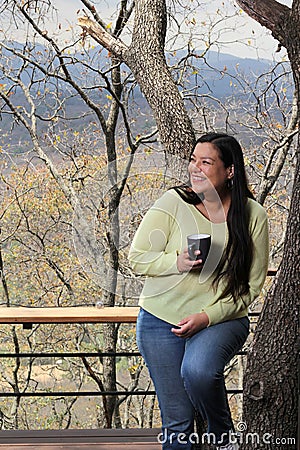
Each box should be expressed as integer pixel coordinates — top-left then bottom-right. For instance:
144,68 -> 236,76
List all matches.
136,308 -> 249,449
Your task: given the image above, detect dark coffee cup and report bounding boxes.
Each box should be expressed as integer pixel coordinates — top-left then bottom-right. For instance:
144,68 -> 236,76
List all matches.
187,234 -> 211,262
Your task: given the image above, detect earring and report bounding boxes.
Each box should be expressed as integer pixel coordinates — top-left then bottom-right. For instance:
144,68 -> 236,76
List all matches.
227,178 -> 234,190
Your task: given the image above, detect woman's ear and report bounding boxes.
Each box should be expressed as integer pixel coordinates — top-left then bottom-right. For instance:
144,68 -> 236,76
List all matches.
227,164 -> 234,179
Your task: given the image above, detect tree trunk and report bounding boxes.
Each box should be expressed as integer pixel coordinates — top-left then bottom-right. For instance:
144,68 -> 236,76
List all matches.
242,153 -> 299,447
126,0 -> 195,158
78,0 -> 195,159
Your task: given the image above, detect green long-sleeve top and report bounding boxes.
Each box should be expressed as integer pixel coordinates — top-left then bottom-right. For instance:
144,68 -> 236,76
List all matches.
128,189 -> 269,326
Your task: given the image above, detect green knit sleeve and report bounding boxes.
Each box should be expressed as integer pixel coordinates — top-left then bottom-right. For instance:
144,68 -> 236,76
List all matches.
203,202 -> 269,326
128,191 -> 182,277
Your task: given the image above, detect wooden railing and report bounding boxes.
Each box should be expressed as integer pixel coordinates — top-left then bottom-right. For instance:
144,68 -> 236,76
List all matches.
0,305 -> 143,399
0,268 -> 277,327
0,268 -> 277,401
0,305 -> 139,326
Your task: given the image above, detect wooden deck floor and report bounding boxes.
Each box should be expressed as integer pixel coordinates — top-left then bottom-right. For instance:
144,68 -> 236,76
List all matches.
0,428 -> 161,449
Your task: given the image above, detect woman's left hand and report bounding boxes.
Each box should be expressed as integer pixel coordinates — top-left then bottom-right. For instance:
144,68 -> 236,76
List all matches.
171,312 -> 209,338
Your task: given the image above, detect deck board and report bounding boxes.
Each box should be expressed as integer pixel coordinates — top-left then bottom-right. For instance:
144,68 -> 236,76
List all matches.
0,306 -> 140,324
0,445 -> 160,449
0,428 -> 161,449
0,445 -> 160,450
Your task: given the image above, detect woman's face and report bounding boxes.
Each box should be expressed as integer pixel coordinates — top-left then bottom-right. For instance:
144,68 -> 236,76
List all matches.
188,142 -> 233,195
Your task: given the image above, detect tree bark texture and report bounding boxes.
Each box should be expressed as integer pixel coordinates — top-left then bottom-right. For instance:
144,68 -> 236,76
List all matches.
237,1 -> 299,447
78,0 -> 195,158
242,165 -> 299,448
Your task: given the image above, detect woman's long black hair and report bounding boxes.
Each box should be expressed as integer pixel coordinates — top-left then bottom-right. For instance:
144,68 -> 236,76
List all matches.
174,132 -> 254,302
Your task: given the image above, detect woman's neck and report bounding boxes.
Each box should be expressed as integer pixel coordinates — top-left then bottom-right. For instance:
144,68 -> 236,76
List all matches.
197,190 -> 231,223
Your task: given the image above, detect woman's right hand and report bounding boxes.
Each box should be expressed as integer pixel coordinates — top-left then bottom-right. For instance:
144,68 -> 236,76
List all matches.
177,248 -> 203,273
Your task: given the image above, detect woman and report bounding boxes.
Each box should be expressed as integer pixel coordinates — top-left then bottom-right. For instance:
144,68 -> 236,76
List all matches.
128,133 -> 269,450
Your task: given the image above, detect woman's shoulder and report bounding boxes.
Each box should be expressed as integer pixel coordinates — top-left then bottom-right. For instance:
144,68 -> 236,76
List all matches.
246,197 -> 268,221
152,188 -> 183,211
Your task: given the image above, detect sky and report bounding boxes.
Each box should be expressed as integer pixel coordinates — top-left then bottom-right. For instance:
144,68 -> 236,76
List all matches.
2,0 -> 293,61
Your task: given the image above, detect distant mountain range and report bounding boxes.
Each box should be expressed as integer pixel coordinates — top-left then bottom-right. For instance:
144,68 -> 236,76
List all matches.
1,40 -> 291,93
174,50 -> 293,100
0,42 -> 292,153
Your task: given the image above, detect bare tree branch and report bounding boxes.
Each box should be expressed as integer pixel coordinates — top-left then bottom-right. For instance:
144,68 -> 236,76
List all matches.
78,16 -> 129,61
257,90 -> 299,204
